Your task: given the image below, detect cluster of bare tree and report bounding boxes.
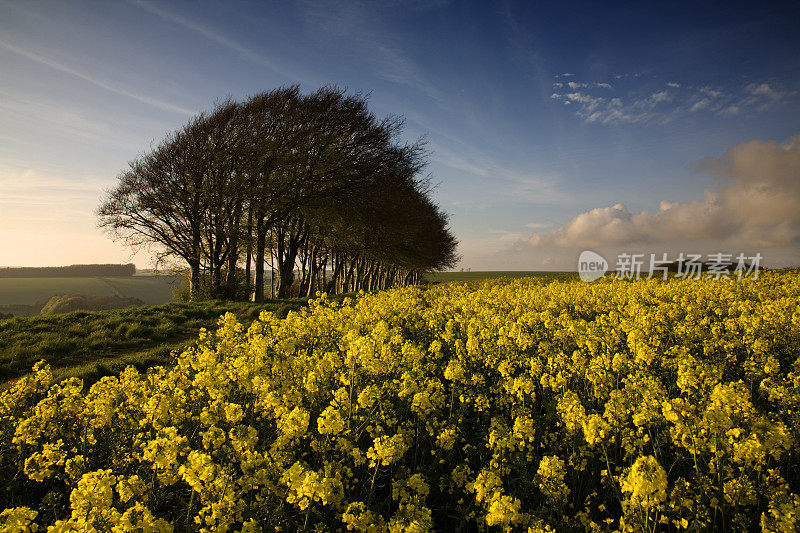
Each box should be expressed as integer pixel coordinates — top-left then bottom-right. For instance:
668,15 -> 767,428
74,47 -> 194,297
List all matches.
98,86 -> 458,300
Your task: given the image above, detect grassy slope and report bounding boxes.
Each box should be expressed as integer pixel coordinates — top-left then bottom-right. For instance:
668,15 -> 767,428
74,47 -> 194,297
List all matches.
0,298 -> 310,386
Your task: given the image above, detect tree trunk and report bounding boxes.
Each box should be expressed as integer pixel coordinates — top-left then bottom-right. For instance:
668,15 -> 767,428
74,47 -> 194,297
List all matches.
225,201 -> 243,298
277,222 -> 307,299
343,256 -> 357,293
254,214 -> 266,302
189,226 -> 202,299
298,240 -> 310,297
244,207 -> 253,301
325,254 -> 344,294
189,259 -> 201,300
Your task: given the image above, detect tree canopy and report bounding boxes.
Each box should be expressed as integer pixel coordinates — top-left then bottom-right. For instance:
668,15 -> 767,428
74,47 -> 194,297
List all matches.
98,86 -> 458,300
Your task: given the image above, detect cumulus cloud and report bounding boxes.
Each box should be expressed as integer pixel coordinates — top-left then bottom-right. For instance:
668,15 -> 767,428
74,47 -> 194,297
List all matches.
666,82 -> 680,88
527,136 -> 800,262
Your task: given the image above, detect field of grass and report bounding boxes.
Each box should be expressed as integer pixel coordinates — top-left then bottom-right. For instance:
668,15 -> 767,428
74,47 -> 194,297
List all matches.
0,275 -> 182,306
0,298 -> 310,386
426,270 -> 577,282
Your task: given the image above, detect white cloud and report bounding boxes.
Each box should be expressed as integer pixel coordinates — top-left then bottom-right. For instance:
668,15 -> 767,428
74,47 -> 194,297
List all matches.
553,91 -> 666,125
650,90 -> 670,103
551,78 -> 795,125
566,81 -> 612,90
699,86 -> 723,98
523,136 -> 800,267
747,83 -> 780,99
500,232 -> 525,242
689,98 -> 711,112
738,83 -> 794,112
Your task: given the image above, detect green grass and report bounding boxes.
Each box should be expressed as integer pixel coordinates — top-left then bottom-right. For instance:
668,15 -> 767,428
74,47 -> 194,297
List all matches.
0,275 -> 182,307
426,270 -> 578,282
0,298 -> 311,386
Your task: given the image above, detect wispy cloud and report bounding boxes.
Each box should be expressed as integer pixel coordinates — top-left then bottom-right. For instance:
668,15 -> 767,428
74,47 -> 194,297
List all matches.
0,39 -> 194,115
132,0 -> 303,82
487,229 -> 525,241
567,81 -> 588,89
0,89 -> 156,150
295,0 -> 445,102
368,42 -> 445,102
561,81 -> 613,90
431,143 -> 566,204
0,168 -> 106,228
550,77 -> 795,125
551,89 -> 674,124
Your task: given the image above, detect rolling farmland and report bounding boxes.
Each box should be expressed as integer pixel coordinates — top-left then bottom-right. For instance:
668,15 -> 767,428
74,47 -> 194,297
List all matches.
0,275 -> 182,309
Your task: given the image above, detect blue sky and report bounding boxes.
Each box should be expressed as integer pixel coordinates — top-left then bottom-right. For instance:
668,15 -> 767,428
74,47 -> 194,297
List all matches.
1,0 -> 798,269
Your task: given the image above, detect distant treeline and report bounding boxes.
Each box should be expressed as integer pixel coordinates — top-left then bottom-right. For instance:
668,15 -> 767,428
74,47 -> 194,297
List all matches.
0,264 -> 135,278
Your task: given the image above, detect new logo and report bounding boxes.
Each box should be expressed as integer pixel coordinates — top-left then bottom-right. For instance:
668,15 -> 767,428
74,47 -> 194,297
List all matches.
578,250 -> 608,282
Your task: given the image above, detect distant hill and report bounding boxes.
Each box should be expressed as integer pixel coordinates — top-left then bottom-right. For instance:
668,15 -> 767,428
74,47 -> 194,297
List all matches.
0,264 -> 136,278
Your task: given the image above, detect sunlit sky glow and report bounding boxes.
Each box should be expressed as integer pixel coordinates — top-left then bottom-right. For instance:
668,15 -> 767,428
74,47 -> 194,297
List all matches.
1,0 -> 798,270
